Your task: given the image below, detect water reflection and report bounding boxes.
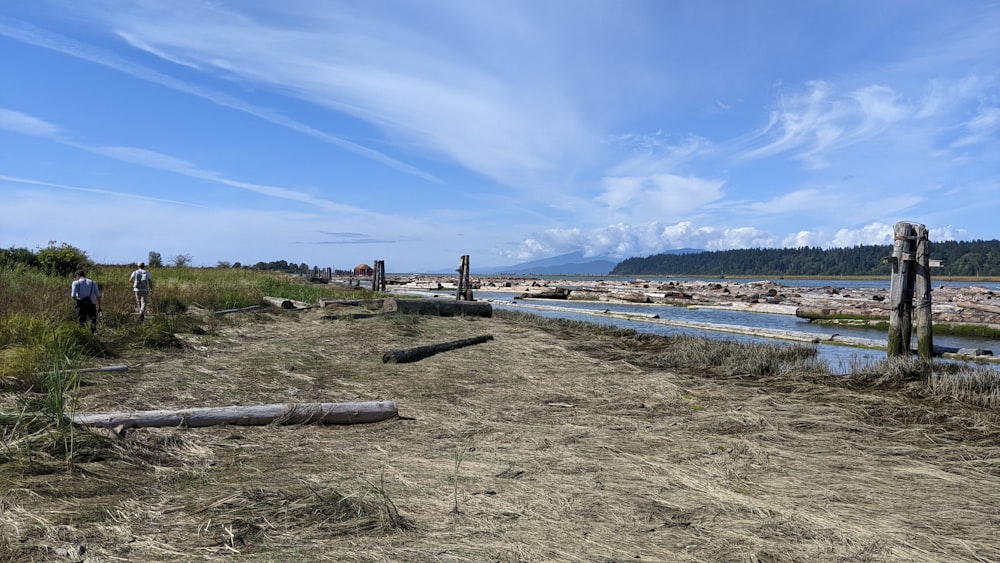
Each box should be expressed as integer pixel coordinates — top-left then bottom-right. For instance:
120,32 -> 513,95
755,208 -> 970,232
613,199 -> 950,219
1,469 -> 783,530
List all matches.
463,289 -> 999,375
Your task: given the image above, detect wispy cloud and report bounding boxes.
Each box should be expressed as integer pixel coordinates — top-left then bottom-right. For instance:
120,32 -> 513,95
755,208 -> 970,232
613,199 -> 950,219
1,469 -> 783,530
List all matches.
18,3 -> 592,191
0,108 -> 63,138
312,231 -> 407,245
1,107 -> 388,217
739,81 -> 912,169
0,18 -> 441,183
0,174 -> 205,207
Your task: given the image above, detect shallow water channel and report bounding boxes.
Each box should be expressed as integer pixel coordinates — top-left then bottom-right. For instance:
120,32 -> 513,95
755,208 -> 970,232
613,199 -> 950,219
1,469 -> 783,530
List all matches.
434,288 -> 1000,375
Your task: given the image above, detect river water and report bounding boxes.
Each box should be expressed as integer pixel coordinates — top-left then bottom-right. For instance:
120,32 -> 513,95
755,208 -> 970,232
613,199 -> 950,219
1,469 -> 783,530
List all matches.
405,277 -> 1000,374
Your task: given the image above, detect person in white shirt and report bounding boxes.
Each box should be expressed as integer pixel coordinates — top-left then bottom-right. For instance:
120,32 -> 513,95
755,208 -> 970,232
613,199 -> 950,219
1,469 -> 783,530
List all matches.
70,269 -> 102,333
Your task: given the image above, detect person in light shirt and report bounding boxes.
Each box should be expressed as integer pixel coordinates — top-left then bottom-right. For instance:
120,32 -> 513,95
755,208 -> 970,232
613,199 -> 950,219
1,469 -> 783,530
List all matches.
71,269 -> 102,333
129,262 -> 154,322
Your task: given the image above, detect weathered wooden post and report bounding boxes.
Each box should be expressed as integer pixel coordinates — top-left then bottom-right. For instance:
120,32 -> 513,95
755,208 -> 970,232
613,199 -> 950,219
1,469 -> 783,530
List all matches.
913,224 -> 934,360
455,255 -> 473,301
371,260 -> 386,292
464,256 -> 473,300
884,221 -> 938,359
886,222 -> 915,356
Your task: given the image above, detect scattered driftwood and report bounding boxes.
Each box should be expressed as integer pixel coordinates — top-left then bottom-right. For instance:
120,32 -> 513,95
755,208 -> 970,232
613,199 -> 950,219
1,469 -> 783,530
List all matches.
214,305 -> 269,315
320,298 -> 386,308
34,365 -> 128,377
518,288 -> 571,300
322,312 -> 380,320
382,335 -> 494,363
75,365 -> 129,374
383,298 -> 492,317
612,292 -> 652,304
263,296 -> 312,310
71,400 -> 398,430
796,306 -> 889,320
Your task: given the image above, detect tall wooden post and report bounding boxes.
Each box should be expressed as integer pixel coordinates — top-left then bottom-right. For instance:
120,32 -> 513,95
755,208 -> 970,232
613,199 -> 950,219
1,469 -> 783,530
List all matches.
914,224 -> 933,360
887,222 -> 915,356
456,255 -> 472,301
371,260 -> 386,292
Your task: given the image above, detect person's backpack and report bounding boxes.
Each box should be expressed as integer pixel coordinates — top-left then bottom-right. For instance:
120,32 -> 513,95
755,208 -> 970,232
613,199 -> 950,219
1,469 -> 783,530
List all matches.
134,270 -> 149,290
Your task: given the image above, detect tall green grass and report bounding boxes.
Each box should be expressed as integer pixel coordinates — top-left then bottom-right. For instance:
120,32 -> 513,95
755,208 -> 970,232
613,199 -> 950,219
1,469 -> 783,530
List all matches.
0,266 -> 370,389
2,266 -> 375,471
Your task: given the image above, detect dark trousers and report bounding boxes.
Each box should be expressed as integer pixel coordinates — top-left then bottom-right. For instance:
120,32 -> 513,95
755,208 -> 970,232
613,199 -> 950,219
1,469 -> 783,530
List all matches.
75,299 -> 98,332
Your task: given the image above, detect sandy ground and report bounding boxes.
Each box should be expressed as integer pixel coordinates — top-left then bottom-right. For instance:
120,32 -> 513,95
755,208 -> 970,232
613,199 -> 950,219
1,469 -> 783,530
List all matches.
3,306 -> 1000,562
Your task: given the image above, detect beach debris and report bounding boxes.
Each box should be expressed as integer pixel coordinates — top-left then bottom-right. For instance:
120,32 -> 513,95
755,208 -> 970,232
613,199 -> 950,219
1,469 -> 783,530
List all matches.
383,335 -> 495,364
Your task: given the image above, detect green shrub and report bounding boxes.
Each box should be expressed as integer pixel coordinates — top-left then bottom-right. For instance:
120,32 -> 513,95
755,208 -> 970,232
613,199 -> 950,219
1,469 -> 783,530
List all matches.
36,242 -> 92,278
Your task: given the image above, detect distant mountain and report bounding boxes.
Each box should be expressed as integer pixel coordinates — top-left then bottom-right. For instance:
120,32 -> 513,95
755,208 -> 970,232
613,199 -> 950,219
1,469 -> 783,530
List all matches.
475,249 -> 701,276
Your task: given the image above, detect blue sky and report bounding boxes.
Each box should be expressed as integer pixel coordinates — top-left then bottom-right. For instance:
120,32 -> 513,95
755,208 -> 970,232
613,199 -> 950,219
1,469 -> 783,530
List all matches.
1,1 -> 998,272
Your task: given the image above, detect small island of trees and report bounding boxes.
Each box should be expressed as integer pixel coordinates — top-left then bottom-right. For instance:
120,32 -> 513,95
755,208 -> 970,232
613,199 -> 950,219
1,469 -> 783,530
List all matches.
611,240 -> 1000,278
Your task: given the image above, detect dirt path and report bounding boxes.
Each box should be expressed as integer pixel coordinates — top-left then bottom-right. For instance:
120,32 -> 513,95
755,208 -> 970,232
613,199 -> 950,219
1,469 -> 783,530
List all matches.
4,309 -> 999,561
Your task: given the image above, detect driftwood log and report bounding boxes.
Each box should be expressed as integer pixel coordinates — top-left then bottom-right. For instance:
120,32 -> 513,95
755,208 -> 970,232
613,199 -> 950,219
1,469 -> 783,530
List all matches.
518,288 -> 571,299
71,400 -> 397,430
382,335 -> 494,363
263,296 -> 312,310
612,292 -> 652,304
383,298 -> 492,317
320,298 -> 386,308
214,305 -> 269,315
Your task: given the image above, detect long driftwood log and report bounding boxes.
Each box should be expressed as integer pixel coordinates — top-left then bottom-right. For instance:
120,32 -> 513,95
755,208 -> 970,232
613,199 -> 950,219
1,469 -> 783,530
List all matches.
383,298 -> 492,317
71,400 -> 397,430
383,335 -> 494,363
214,305 -> 269,315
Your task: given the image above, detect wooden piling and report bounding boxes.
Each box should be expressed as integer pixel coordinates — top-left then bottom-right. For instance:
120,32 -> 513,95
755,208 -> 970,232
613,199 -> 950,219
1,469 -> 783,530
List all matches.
887,222 -> 913,356
456,255 -> 473,301
914,224 -> 934,360
885,221 -> 936,359
371,260 -> 386,292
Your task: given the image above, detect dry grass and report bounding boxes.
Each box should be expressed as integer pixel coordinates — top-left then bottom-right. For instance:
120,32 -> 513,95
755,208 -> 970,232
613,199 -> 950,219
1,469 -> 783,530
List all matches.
2,306 -> 1000,562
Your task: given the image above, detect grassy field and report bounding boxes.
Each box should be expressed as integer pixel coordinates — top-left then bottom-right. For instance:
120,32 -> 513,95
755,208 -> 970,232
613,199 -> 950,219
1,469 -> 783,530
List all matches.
0,266 -> 369,387
2,267 -> 1000,561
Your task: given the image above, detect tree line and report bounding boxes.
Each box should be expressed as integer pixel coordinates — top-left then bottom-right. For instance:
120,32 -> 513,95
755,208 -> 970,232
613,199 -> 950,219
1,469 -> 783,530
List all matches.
611,239 -> 1000,277
0,243 -> 335,277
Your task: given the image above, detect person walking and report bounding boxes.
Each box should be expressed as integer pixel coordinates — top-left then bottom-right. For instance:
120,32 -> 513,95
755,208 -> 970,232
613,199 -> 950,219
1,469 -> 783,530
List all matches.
71,269 -> 102,333
129,261 -> 154,322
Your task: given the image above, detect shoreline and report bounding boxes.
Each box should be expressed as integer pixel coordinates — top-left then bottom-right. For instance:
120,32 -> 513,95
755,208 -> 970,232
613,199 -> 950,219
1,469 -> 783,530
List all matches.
378,274 -> 1000,329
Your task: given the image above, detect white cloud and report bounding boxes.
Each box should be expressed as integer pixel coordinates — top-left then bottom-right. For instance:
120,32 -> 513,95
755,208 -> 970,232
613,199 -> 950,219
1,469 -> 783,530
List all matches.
506,218 -> 982,264
951,106 -> 1000,148
741,81 -> 914,169
598,174 -> 725,220
830,222 -> 895,247
0,108 -> 62,138
930,225 -> 972,241
782,230 -> 827,248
